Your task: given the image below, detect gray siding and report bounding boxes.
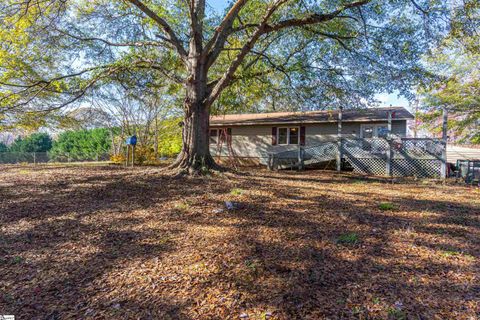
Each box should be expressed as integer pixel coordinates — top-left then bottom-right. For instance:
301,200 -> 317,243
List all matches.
210,120 -> 408,163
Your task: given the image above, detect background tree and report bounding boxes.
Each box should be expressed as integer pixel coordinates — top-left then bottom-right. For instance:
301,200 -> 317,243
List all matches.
0,142 -> 7,152
0,0 -> 454,173
420,1 -> 479,143
49,128 -> 112,160
9,132 -> 53,153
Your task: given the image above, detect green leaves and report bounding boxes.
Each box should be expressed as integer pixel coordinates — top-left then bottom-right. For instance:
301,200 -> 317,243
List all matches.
49,128 -> 112,160
421,10 -> 480,144
9,132 -> 53,153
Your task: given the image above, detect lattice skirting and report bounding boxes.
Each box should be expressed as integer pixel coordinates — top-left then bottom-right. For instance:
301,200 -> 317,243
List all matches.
345,157 -> 387,176
391,159 -> 442,178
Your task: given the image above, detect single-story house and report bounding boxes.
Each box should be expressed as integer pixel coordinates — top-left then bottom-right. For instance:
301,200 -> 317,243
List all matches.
209,106 -> 414,165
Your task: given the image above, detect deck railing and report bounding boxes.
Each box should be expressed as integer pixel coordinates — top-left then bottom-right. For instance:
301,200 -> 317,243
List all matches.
269,137 -> 446,178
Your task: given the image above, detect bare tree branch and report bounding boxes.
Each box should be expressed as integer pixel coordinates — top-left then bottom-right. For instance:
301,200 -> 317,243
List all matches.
56,28 -> 165,48
126,0 -> 188,61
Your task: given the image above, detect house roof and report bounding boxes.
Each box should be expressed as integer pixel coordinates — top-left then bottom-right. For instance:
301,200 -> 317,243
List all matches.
210,106 -> 414,127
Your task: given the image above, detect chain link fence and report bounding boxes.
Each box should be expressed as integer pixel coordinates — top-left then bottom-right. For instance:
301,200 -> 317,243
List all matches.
0,152 -> 111,164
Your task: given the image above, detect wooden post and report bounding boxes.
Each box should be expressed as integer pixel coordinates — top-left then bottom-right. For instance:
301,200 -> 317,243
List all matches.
441,107 -> 448,179
154,117 -> 159,160
336,107 -> 343,172
413,99 -> 419,138
386,111 -> 392,176
131,145 -> 135,168
33,152 -> 36,165
125,146 -> 129,167
297,146 -> 304,171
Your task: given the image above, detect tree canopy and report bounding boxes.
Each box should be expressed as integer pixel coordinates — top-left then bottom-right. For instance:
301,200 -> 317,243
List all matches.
8,132 -> 53,152
1,1 -> 452,116
49,128 -> 112,160
0,0 -> 467,171
420,2 -> 479,143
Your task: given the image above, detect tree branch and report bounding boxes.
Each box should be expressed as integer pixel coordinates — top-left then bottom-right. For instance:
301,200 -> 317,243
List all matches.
126,0 -> 188,61
56,28 -> 165,48
262,0 -> 370,34
206,0 -> 370,106
205,0 -> 288,106
204,0 -> 248,66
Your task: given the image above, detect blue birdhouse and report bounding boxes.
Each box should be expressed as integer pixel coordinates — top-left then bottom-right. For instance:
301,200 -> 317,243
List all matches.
126,135 -> 137,145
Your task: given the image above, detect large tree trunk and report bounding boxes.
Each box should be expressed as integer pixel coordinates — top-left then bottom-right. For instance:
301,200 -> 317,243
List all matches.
169,8 -> 225,175
169,65 -> 221,174
170,99 -> 219,174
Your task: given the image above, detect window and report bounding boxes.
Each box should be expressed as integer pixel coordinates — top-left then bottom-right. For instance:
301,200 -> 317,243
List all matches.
376,125 -> 389,138
277,127 -> 300,145
209,129 -> 218,144
361,125 -> 374,138
278,128 -> 288,144
289,127 -> 299,145
361,124 -> 390,138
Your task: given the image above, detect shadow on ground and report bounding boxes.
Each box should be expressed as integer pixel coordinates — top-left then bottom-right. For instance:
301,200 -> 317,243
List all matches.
0,165 -> 478,319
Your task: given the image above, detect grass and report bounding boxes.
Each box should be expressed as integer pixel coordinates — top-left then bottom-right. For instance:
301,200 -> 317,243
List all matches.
174,201 -> 190,212
378,202 -> 396,211
12,256 -> 23,264
387,308 -> 407,320
336,232 -> 359,245
441,250 -> 475,260
230,188 -> 245,196
1,165 -> 478,319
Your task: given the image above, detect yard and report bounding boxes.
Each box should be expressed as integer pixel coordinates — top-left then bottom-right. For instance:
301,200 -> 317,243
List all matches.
0,165 -> 479,319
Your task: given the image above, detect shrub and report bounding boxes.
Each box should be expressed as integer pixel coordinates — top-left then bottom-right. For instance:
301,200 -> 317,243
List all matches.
110,153 -> 125,164
50,128 -> 112,160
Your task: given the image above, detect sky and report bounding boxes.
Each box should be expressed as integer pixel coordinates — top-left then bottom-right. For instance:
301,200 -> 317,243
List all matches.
374,93 -> 410,109
206,0 -> 412,110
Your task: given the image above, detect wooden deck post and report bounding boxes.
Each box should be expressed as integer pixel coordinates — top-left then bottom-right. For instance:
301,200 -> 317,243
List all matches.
298,146 -> 304,171
125,146 -> 129,167
336,107 -> 343,172
441,107 -> 448,179
132,145 -> 135,168
386,111 -> 392,176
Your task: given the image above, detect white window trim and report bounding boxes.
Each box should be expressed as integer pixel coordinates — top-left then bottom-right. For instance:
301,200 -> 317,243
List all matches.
277,126 -> 300,145
360,124 -> 389,138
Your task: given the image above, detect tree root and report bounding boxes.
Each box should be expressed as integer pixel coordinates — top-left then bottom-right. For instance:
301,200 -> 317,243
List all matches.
166,152 -> 229,176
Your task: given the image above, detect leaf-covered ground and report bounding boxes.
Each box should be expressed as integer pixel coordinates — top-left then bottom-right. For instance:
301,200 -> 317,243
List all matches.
0,165 -> 479,319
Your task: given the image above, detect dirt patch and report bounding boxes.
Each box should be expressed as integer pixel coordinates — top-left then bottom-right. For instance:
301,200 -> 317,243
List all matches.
0,165 -> 479,319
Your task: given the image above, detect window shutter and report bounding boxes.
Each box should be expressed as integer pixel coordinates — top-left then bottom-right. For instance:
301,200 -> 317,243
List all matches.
226,128 -> 232,142
272,127 -> 277,145
300,126 -> 306,146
